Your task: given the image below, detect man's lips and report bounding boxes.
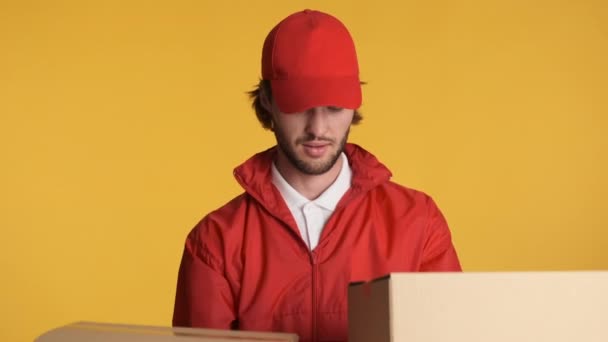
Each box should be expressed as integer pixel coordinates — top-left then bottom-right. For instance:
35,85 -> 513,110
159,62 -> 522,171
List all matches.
302,142 -> 330,148
302,142 -> 330,158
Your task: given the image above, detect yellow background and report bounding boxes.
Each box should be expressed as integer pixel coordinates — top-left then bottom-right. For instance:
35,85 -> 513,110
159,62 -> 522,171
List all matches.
1,0 -> 607,341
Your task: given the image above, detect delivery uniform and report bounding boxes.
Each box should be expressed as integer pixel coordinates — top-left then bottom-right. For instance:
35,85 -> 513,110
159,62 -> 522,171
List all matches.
173,143 -> 461,342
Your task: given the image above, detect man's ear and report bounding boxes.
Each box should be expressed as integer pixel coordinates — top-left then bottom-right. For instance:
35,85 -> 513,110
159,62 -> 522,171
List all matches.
259,82 -> 274,114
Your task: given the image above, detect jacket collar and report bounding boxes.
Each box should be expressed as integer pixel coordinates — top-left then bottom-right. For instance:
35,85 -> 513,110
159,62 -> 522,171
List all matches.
233,143 -> 393,213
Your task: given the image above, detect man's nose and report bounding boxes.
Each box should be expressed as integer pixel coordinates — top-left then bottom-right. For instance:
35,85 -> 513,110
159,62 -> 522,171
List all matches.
304,107 -> 329,137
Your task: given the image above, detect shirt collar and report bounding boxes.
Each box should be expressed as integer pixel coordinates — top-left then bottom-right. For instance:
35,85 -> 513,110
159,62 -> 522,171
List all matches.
271,162 -> 309,210
271,153 -> 352,211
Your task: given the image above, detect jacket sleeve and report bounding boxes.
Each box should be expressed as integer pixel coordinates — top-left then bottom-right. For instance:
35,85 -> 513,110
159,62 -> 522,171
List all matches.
172,221 -> 236,328
420,197 -> 462,271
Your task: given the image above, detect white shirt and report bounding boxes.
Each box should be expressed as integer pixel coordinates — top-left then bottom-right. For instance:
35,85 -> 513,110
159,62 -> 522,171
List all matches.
271,153 -> 352,250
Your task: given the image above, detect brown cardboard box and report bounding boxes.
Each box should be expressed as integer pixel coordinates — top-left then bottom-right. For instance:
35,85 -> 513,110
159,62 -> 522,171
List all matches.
36,321 -> 298,342
348,271 -> 608,342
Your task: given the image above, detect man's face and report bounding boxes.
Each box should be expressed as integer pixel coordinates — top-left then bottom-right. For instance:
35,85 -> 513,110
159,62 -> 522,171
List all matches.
272,106 -> 354,175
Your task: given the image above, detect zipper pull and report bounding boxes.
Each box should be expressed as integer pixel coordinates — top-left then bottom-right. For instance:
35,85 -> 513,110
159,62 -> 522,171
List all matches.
311,251 -> 319,265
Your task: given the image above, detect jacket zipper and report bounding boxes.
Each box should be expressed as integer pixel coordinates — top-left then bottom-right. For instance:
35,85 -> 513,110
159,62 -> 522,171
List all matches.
311,252 -> 318,342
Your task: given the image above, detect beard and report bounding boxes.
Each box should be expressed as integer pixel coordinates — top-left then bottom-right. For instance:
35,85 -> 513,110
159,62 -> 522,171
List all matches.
274,128 -> 350,175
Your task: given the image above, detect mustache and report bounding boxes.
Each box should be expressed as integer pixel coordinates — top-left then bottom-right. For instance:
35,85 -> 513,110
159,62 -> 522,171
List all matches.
296,134 -> 335,144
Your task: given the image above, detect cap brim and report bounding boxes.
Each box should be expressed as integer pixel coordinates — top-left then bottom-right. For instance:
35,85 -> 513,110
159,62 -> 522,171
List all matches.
270,76 -> 362,114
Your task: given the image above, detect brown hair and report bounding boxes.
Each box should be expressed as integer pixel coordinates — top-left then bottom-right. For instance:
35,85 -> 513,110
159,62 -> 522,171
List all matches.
247,79 -> 363,130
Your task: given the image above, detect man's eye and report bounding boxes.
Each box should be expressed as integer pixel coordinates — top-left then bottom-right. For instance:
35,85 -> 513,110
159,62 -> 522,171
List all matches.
327,106 -> 344,112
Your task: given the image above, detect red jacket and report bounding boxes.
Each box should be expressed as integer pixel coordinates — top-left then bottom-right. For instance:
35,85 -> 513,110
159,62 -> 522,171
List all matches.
173,143 -> 461,341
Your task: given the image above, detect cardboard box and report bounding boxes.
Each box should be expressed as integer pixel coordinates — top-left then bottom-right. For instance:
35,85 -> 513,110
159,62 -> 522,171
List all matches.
348,271 -> 608,342
36,321 -> 298,342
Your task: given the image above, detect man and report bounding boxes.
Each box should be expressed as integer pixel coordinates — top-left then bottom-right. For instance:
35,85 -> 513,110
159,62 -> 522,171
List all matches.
173,9 -> 461,342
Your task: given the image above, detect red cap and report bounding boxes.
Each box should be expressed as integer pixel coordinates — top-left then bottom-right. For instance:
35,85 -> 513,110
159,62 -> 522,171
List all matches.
261,9 -> 362,114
